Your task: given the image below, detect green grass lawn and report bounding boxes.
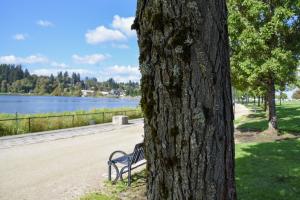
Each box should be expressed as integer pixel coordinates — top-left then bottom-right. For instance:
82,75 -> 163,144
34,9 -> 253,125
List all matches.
236,139 -> 300,199
81,139 -> 300,200
235,102 -> 300,134
0,107 -> 142,137
81,193 -> 117,200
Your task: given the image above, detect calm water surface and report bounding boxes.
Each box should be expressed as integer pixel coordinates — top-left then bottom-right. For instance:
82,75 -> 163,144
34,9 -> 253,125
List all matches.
0,95 -> 140,114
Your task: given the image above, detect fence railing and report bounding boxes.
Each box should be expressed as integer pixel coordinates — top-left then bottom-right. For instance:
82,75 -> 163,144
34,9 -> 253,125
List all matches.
0,109 -> 143,137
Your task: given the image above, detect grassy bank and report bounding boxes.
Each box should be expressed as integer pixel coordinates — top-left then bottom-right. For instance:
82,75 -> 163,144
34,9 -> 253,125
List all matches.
0,107 -> 142,137
235,101 -> 300,134
81,139 -> 300,200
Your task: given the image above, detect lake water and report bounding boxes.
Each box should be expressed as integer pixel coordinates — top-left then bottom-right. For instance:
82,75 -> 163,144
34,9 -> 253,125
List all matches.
0,95 -> 140,114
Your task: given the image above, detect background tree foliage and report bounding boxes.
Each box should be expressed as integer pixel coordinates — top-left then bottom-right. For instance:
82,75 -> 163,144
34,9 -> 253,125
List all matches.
228,0 -> 300,131
0,64 -> 140,97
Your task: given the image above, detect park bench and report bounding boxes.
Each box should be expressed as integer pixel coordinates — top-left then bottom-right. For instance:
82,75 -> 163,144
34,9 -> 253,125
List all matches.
107,142 -> 146,186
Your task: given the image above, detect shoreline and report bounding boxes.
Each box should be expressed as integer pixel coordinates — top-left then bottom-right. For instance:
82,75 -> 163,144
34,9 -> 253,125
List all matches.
0,106 -> 141,119
0,93 -> 141,99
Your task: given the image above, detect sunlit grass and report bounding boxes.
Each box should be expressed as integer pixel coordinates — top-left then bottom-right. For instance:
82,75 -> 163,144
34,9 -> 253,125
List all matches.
0,107 -> 142,137
236,139 -> 300,199
235,102 -> 300,134
82,139 -> 300,200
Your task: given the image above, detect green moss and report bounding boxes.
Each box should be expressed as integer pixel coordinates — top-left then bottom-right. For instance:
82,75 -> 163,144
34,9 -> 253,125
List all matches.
151,126 -> 158,137
169,28 -> 192,63
165,156 -> 178,168
182,139 -> 188,146
165,72 -> 183,98
170,30 -> 187,47
159,181 -> 169,199
139,36 -> 152,62
182,45 -> 191,63
151,12 -> 164,31
140,75 -> 155,120
170,126 -> 179,136
131,17 -> 139,31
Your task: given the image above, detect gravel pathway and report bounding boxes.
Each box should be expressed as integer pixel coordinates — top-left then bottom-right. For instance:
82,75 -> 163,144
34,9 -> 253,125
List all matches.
0,119 -> 144,200
0,105 -> 250,200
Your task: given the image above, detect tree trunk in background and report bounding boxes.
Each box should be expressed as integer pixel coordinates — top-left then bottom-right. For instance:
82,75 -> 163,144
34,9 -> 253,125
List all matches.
258,96 -> 261,107
264,95 -> 267,111
253,96 -> 256,105
279,91 -> 282,105
133,0 -> 236,199
267,79 -> 278,132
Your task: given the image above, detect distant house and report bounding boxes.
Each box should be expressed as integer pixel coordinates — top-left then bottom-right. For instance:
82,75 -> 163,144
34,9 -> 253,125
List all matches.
120,90 -> 126,97
109,89 -> 119,96
100,91 -> 109,96
81,90 -> 94,97
109,89 -> 126,96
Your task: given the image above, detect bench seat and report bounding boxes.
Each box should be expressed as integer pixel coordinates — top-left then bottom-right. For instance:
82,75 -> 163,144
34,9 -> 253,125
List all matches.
107,142 -> 146,185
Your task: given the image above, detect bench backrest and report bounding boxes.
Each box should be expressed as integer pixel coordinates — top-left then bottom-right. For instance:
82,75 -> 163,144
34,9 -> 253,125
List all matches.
130,142 -> 145,164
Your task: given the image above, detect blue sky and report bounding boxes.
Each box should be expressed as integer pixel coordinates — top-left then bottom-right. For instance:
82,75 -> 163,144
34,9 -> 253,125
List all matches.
0,0 -> 140,82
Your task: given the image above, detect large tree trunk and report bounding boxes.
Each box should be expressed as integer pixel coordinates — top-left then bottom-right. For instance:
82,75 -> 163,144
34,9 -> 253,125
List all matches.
133,0 -> 236,199
267,79 -> 278,132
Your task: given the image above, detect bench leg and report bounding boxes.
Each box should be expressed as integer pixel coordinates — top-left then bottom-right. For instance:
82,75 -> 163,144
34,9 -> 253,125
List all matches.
128,164 -> 131,186
108,164 -> 112,181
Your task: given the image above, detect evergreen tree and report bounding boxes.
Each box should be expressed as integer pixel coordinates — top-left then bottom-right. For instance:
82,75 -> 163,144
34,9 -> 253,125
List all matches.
1,80 -> 7,93
24,69 -> 30,78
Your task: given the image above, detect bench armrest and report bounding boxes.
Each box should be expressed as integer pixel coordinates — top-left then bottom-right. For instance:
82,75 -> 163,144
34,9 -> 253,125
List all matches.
109,150 -> 128,162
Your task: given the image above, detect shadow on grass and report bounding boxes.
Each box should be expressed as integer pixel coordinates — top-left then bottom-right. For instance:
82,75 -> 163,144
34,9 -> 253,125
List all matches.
236,139 -> 300,200
236,119 -> 268,132
236,103 -> 300,135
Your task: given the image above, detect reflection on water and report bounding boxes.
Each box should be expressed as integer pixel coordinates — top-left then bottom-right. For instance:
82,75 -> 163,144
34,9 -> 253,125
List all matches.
0,95 -> 140,114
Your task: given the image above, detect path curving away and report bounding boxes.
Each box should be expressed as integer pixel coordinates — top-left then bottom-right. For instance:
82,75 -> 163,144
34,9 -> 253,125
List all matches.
234,103 -> 252,119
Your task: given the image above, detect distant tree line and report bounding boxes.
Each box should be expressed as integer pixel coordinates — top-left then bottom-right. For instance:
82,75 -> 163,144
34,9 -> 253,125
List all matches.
0,64 -> 140,97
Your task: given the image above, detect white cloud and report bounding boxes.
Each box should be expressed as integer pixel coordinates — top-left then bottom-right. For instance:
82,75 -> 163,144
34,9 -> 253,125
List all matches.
0,54 -> 48,64
13,34 -> 27,41
72,54 -> 109,64
32,68 -> 92,76
85,26 -> 126,44
112,15 -> 136,37
51,62 -> 68,68
98,65 -> 141,82
37,20 -> 54,27
110,65 -> 139,75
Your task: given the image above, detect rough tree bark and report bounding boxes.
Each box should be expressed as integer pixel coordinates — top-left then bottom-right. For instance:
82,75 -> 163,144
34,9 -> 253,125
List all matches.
133,0 -> 237,199
267,79 -> 278,132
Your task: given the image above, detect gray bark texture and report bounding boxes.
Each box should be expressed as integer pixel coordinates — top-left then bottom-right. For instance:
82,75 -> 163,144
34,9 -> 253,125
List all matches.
132,0 -> 237,199
267,79 -> 278,132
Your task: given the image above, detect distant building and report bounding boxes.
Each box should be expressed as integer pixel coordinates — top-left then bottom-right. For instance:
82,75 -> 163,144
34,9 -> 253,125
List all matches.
81,90 -> 94,97
109,89 -> 119,96
109,89 -> 126,97
100,91 -> 109,95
